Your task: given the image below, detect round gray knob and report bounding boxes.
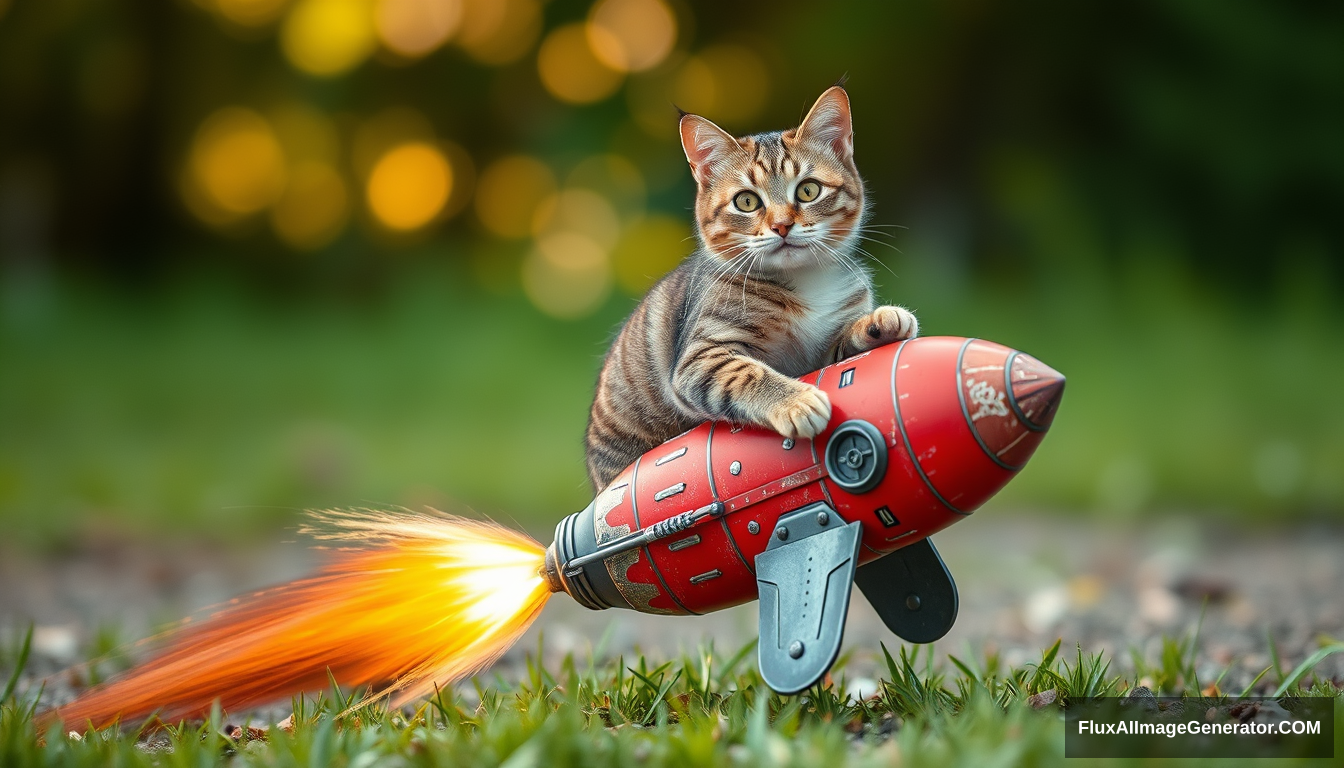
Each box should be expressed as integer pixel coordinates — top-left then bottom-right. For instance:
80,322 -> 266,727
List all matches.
788,641 -> 804,659
823,419 -> 888,493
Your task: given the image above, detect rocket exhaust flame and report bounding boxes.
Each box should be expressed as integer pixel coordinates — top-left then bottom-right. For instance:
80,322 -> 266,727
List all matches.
43,509 -> 552,730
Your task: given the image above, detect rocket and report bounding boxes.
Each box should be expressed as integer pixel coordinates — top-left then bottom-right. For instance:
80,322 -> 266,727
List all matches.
541,336 -> 1064,694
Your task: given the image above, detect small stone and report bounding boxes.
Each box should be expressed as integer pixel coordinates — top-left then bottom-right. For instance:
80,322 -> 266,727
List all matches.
1028,688 -> 1057,710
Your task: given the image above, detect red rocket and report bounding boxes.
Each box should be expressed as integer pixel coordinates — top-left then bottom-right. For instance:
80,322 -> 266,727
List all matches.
542,336 -> 1065,693
46,335 -> 1064,728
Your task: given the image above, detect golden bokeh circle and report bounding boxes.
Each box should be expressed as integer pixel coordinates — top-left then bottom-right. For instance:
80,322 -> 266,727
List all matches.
474,155 -> 557,239
537,23 -> 623,105
611,215 -> 690,294
522,232 -> 613,319
366,142 -> 454,231
271,161 -> 350,250
188,106 -> 287,218
457,0 -> 541,65
281,0 -> 377,77
375,0 -> 463,58
209,0 -> 288,28
586,0 -> 677,73
532,188 -> 622,250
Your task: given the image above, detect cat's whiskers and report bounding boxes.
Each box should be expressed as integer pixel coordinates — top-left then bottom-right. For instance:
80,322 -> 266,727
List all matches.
690,239 -> 751,299
810,239 -> 865,284
739,250 -> 766,314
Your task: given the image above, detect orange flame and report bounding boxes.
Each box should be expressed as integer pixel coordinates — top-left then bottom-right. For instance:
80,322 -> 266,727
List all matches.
43,509 -> 552,730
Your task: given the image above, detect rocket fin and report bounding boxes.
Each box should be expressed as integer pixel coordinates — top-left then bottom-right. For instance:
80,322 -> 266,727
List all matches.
755,503 -> 862,695
855,537 -> 958,644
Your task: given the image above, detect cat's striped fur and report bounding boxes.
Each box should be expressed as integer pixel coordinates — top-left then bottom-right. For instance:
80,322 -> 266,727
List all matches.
585,86 -> 917,491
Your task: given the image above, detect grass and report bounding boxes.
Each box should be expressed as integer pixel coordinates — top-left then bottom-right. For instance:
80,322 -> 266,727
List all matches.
2,630 -> 1341,767
3,261 -> 1342,555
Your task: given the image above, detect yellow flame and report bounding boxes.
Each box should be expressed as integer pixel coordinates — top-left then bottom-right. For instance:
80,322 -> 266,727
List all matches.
46,510 -> 552,729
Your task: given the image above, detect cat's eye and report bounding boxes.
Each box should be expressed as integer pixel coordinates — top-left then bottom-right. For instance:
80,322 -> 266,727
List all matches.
796,180 -> 821,203
733,191 -> 761,212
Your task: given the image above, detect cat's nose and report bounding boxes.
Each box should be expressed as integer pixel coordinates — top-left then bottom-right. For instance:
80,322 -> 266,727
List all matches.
769,221 -> 793,238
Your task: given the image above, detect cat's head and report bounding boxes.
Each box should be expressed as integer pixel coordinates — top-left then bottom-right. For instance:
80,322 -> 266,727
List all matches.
679,86 -> 865,273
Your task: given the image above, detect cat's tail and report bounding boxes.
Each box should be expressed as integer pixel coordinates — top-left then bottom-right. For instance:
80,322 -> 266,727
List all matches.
39,509 -> 551,731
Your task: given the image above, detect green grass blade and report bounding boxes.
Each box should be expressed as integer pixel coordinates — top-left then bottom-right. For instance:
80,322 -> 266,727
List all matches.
2,623 -> 33,703
640,669 -> 683,726
1237,665 -> 1273,699
1272,644 -> 1344,697
1267,629 -> 1285,683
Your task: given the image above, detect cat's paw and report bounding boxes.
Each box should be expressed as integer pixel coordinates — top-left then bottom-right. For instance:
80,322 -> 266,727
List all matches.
850,305 -> 918,352
766,386 -> 832,440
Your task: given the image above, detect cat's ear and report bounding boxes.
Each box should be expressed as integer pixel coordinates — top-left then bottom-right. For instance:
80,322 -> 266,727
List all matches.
680,114 -> 743,186
795,86 -> 854,162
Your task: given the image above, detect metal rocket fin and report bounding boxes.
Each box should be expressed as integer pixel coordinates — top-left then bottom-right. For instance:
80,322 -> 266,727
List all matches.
855,537 -> 958,644
755,503 -> 862,695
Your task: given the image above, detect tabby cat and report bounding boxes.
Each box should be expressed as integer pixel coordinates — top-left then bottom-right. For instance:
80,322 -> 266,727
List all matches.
584,86 -> 918,491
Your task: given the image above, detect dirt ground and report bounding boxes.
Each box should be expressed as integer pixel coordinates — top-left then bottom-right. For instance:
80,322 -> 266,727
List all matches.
3,512 -> 1342,712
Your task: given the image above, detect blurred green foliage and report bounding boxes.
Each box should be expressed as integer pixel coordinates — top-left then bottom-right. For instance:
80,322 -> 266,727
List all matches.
1,0 -> 1341,549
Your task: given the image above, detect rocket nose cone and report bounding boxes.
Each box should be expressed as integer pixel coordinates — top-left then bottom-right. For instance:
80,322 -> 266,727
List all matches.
1007,353 -> 1065,431
958,340 -> 1064,471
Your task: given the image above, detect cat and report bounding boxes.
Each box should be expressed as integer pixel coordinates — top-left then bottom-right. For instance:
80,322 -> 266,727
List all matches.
584,85 -> 918,491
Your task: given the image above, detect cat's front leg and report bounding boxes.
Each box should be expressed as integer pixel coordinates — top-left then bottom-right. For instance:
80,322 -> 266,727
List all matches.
837,305 -> 919,359
672,344 -> 831,440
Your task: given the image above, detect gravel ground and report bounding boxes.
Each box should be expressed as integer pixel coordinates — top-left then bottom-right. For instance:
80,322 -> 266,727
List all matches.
3,512 -> 1342,715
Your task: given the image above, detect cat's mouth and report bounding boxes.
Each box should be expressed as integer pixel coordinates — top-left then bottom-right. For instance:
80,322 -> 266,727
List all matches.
768,238 -> 809,253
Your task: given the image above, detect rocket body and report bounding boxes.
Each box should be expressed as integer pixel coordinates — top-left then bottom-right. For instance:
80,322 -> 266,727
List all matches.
543,336 -> 1065,692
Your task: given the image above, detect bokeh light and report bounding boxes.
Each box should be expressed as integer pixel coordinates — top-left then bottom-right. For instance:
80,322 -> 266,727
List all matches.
522,232 -> 613,319
204,0 -> 290,28
186,107 -> 287,221
611,215 -> 690,294
586,0 -> 677,73
366,142 -> 453,231
352,108 -> 436,180
629,45 -> 771,136
537,23 -> 623,105
271,161 -> 349,250
566,154 -> 646,219
281,0 -> 377,77
375,0 -> 462,58
272,103 -> 340,160
532,188 -> 622,249
674,45 -> 770,125
475,155 -> 556,238
456,0 -> 541,65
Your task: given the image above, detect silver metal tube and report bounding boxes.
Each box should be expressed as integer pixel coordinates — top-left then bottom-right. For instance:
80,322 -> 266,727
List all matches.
562,501 -> 724,576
